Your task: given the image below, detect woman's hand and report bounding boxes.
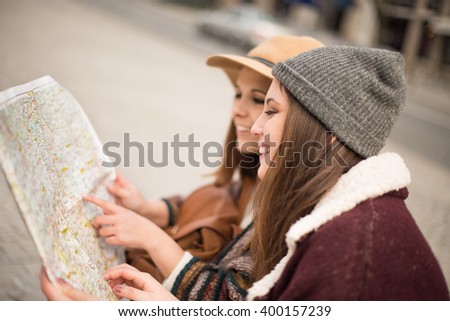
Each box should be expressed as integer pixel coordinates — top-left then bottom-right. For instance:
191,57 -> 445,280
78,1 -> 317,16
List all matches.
108,173 -> 170,227
40,267 -> 99,301
85,195 -> 160,251
108,173 -> 148,214
85,195 -> 184,278
40,265 -> 177,301
104,264 -> 178,301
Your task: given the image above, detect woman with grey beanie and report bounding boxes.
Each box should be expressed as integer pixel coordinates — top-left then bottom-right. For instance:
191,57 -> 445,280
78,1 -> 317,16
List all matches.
247,46 -> 449,300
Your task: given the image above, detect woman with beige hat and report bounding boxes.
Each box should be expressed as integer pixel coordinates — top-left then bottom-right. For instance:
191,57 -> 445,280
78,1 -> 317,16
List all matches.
41,35 -> 325,301
105,35 -> 325,238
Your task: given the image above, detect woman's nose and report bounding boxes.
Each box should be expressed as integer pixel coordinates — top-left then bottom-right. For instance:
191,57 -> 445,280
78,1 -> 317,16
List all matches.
233,100 -> 248,117
251,114 -> 264,136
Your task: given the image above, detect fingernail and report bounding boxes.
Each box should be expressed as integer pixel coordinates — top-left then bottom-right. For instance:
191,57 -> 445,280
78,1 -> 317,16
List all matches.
113,285 -> 123,294
57,278 -> 67,285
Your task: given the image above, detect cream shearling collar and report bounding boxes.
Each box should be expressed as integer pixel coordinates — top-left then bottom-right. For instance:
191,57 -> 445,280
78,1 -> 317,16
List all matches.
247,152 -> 411,300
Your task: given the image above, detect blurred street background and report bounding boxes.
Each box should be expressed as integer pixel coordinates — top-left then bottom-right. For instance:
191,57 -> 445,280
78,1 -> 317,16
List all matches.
0,0 -> 449,300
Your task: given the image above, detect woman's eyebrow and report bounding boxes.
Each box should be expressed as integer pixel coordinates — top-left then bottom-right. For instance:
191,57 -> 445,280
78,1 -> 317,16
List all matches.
251,89 -> 267,95
265,97 -> 280,105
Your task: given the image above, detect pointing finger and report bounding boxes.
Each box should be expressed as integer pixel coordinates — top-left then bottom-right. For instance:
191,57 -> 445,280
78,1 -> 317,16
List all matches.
83,195 -> 118,212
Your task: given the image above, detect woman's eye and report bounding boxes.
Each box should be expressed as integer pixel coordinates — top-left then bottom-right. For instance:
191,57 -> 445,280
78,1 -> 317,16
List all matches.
234,93 -> 242,99
264,109 -> 277,116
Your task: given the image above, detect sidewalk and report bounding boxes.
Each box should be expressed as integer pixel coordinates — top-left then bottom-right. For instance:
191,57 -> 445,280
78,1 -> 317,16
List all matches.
0,0 -> 233,300
407,74 -> 450,125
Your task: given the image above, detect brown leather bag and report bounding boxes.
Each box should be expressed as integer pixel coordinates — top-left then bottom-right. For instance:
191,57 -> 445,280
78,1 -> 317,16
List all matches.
126,184 -> 241,282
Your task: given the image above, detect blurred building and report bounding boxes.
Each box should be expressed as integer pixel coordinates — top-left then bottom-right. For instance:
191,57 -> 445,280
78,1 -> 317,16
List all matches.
276,0 -> 450,76
170,0 -> 450,77
374,0 -> 450,76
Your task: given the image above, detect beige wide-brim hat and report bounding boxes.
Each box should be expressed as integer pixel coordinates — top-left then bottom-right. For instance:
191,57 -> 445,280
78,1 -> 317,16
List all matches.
206,35 -> 325,85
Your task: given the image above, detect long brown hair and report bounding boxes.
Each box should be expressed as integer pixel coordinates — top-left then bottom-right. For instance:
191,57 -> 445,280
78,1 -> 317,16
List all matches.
251,88 -> 362,282
213,121 -> 259,217
213,120 -> 259,187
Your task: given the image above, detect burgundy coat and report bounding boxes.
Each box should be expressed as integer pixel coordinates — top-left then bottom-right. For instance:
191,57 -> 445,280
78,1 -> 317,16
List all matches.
248,153 -> 449,300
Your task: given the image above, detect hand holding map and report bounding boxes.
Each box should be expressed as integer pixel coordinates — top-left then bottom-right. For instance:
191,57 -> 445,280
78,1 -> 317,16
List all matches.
0,76 -> 124,300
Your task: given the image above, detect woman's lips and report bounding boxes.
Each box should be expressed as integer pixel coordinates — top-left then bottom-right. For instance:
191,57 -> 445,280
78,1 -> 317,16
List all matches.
258,143 -> 270,157
236,125 -> 250,133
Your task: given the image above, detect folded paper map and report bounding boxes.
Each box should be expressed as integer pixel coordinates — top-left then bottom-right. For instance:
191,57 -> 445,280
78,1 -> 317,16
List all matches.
0,76 -> 124,300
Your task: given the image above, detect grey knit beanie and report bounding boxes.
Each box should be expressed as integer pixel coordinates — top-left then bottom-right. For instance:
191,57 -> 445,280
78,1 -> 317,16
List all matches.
272,46 -> 406,158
